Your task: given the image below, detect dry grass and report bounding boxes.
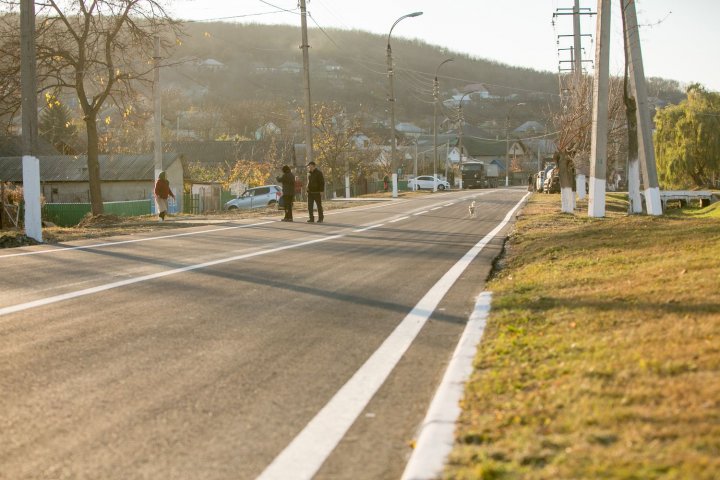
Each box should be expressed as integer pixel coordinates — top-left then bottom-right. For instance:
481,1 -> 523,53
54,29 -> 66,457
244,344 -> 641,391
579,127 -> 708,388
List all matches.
446,194 -> 720,480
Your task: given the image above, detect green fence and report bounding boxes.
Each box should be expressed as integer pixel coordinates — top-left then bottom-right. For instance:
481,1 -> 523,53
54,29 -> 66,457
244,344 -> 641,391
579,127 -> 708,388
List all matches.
43,199 -> 151,227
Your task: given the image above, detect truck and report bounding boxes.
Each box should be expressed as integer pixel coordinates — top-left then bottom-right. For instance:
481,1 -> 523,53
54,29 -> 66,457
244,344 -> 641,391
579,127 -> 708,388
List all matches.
460,161 -> 499,189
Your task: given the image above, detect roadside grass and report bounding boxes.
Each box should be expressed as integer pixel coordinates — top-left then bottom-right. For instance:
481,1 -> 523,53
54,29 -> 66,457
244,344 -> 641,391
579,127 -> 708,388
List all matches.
446,193 -> 720,479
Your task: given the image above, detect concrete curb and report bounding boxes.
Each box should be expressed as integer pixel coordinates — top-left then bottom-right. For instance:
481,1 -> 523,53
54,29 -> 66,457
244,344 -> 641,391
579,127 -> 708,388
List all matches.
401,291 -> 493,480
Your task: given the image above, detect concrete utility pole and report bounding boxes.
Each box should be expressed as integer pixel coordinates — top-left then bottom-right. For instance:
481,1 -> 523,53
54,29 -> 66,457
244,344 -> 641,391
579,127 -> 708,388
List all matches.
20,0 -> 41,242
588,0 -> 611,218
433,58 -> 453,192
299,0 -> 314,168
622,0 -> 662,215
573,0 -> 583,77
153,36 -> 163,184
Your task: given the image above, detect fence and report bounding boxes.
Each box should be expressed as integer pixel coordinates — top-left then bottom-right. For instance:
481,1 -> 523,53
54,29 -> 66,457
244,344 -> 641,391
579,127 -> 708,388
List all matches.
43,199 -> 152,227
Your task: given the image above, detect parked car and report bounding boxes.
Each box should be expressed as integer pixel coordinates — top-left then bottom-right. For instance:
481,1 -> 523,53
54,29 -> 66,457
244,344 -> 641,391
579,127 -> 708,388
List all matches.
543,169 -> 560,194
224,185 -> 282,210
408,175 -> 451,191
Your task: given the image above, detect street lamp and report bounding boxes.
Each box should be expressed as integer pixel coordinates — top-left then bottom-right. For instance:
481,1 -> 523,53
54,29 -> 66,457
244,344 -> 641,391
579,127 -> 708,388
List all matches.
433,58 -> 453,192
387,11 -> 423,198
456,90 -> 477,190
505,102 -> 526,187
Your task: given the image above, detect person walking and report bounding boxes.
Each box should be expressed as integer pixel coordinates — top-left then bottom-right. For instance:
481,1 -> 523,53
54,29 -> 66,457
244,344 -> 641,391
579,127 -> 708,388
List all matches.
276,165 -> 295,222
306,161 -> 324,223
154,171 -> 175,222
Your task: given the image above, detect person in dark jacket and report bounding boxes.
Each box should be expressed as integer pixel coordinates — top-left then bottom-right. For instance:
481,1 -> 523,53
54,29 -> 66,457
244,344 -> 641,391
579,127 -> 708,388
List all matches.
276,165 -> 295,222
154,171 -> 175,221
306,161 -> 324,223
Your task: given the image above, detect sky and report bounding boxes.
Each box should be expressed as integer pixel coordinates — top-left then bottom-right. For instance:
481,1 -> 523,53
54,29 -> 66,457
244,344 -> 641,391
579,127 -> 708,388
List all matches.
170,0 -> 720,92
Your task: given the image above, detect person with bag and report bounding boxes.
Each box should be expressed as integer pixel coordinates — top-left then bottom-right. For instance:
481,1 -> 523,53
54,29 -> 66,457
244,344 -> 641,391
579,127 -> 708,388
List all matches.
306,161 -> 324,223
154,171 -> 175,222
276,165 -> 295,222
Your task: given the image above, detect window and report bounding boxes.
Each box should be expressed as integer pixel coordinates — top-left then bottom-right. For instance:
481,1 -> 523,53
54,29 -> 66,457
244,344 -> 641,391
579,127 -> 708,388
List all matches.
254,187 -> 270,195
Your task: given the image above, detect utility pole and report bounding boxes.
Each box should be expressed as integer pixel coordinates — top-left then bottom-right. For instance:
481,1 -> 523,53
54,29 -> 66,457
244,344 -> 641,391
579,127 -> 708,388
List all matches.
433,58 -> 453,192
588,0 -> 611,218
153,36 -> 163,185
623,0 -> 662,215
299,0 -> 314,170
572,0 -> 583,77
20,0 -> 41,242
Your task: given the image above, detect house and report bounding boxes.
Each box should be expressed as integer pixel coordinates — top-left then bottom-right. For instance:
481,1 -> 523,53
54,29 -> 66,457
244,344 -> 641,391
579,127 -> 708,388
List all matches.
350,133 -> 371,150
0,153 -> 183,204
197,59 -> 226,72
255,122 -> 282,140
278,61 -> 302,74
462,83 -> 491,98
395,122 -> 424,137
513,121 -> 546,136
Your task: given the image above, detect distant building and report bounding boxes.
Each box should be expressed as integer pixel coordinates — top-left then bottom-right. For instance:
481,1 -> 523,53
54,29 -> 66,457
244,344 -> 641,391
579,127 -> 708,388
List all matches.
255,122 -> 282,140
278,61 -> 302,74
395,122 -> 424,137
197,59 -> 226,72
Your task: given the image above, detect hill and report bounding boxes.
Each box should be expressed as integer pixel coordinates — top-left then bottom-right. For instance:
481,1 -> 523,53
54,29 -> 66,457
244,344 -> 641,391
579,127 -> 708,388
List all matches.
161,22 -> 562,139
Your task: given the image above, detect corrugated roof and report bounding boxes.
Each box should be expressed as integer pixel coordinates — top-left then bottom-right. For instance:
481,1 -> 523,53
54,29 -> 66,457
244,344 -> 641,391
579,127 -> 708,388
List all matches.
0,135 -> 63,156
0,153 -> 180,182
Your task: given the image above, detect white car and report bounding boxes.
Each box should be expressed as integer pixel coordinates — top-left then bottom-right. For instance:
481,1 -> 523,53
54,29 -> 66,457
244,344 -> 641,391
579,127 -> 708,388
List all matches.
408,175 -> 450,191
224,185 -> 282,210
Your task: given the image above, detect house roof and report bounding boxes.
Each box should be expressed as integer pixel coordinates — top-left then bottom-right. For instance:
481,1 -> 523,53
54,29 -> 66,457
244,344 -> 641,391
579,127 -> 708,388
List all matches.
0,135 -> 62,157
513,121 -> 546,134
165,140 -> 259,167
0,153 -> 180,182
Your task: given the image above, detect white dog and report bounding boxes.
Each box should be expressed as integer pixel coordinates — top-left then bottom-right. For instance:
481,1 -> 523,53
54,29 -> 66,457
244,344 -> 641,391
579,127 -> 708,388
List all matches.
468,200 -> 476,218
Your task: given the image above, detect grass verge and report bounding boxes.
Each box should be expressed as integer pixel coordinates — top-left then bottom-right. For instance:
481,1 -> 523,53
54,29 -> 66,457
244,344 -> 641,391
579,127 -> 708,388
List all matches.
446,193 -> 720,479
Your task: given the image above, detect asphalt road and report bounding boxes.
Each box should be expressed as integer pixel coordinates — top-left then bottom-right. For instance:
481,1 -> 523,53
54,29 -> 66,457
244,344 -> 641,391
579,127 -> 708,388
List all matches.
0,187 -> 527,480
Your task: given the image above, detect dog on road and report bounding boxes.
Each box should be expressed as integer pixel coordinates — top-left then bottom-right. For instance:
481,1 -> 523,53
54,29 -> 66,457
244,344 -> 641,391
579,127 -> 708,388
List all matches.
468,200 -> 476,218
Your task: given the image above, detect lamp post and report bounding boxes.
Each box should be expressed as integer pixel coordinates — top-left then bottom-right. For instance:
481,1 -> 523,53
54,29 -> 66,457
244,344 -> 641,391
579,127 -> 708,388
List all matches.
505,102 -> 526,187
433,58 -> 453,192
387,11 -> 423,198
456,90 -> 476,190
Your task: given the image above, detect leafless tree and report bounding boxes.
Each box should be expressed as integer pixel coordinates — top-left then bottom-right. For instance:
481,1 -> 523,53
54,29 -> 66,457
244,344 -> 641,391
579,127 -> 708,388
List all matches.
553,73 -> 626,213
0,0 -> 182,214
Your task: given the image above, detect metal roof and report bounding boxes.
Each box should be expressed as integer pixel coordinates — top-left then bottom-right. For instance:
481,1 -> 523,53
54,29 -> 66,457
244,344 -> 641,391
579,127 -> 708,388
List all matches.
0,153 -> 180,183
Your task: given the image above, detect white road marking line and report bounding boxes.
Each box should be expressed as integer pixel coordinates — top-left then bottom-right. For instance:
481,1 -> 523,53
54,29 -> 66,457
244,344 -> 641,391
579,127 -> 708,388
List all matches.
401,291 -> 492,480
0,221 -> 275,259
430,207 -> 442,211
444,203 -> 455,206
0,191 -> 515,316
353,224 -> 384,233
0,233 -> 342,318
413,210 -> 429,216
257,192 -> 531,480
0,194 -> 459,260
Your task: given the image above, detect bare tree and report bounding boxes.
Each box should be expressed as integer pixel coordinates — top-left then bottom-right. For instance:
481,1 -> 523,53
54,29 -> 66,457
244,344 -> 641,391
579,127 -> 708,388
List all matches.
553,73 -> 626,213
0,0 -> 181,214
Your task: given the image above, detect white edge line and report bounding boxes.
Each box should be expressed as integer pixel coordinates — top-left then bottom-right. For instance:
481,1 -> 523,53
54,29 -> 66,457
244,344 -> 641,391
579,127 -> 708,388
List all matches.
400,291 -> 493,480
413,210 -> 429,216
444,203 -> 455,206
388,216 -> 409,223
257,192 -> 530,480
0,199 -> 412,260
0,221 -> 275,259
430,207 -> 442,211
0,233 -> 342,318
